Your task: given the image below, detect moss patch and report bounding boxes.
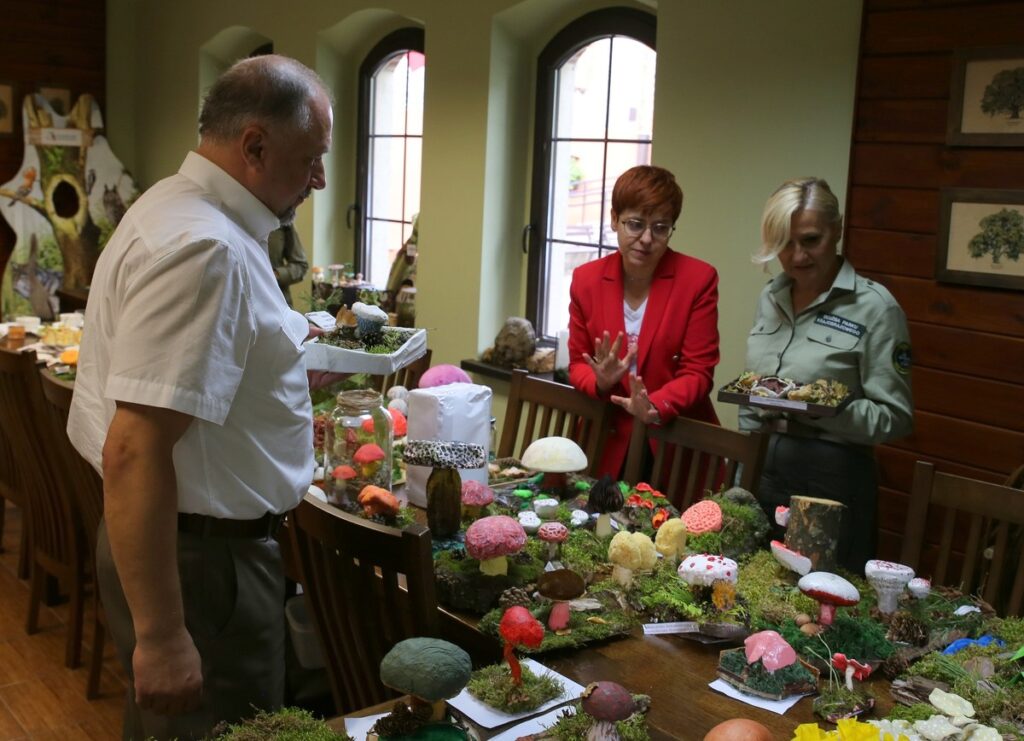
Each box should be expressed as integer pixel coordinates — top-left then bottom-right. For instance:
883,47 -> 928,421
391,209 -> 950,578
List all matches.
541,699 -> 651,741
780,613 -> 894,664
478,598 -> 638,653
626,562 -> 703,622
466,664 -> 563,713
886,703 -> 937,724
213,707 -> 351,740
735,550 -> 818,629
719,649 -> 816,697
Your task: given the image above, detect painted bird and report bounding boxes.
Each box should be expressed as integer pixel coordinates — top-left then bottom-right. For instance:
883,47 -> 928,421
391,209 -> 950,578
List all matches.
8,167 -> 36,206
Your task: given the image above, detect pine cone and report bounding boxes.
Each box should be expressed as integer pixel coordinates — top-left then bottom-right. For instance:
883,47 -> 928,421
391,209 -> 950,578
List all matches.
887,611 -> 929,646
499,586 -> 533,610
880,652 -> 910,680
371,702 -> 431,736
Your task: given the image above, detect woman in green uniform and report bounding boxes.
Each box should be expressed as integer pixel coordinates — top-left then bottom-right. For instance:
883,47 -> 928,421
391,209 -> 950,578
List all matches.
739,178 -> 913,571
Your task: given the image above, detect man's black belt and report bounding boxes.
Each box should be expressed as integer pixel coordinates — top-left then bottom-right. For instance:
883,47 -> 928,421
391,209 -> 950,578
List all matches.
177,511 -> 286,539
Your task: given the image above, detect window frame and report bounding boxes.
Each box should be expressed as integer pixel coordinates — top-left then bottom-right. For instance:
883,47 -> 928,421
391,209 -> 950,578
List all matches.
354,26 -> 425,280
526,7 -> 656,338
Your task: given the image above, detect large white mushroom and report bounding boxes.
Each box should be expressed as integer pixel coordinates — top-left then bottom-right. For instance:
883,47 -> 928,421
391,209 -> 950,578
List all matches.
521,436 -> 588,499
864,560 -> 915,614
797,572 -> 860,627
677,554 -> 738,588
770,540 -> 812,576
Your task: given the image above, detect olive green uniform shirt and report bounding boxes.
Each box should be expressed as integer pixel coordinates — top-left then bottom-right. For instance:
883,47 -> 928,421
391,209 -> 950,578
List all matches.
738,259 -> 913,446
267,225 -> 309,306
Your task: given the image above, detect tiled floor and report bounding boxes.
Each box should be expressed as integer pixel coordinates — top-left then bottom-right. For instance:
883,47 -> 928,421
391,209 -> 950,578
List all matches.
0,504 -> 126,740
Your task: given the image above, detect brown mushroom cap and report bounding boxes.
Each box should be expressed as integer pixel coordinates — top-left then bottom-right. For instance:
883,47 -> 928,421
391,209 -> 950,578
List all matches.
537,569 -> 586,601
581,681 -> 635,722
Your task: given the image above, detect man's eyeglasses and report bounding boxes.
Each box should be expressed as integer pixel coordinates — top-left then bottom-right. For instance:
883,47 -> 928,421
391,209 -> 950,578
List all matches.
620,218 -> 675,242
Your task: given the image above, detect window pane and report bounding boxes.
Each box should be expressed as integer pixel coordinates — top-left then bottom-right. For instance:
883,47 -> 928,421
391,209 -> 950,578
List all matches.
372,53 -> 410,136
403,137 -> 422,222
366,219 -> 404,288
554,38 -> 610,141
543,242 -> 601,337
368,136 -> 405,221
548,140 -> 607,247
600,141 -> 654,247
406,51 -> 425,136
607,37 -> 656,141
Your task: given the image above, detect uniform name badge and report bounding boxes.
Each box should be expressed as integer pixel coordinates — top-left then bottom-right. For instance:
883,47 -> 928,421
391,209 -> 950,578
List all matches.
814,312 -> 866,339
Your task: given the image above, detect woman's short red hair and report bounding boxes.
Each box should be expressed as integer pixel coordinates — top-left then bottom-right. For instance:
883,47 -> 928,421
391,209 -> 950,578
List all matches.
611,165 -> 683,222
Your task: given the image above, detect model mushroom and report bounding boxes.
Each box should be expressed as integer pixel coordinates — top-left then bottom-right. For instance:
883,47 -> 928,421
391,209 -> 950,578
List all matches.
465,515 -> 528,576
353,443 -> 386,479
832,652 -> 873,692
908,577 -> 931,599
864,559 -> 915,614
461,480 -> 495,519
537,521 -> 570,564
681,499 -> 723,534
357,485 -> 400,519
678,554 -> 738,588
498,606 -> 545,685
537,568 -> 586,631
588,474 -> 624,538
607,530 -> 657,588
654,517 -> 688,565
351,301 -> 389,338
775,505 -> 791,527
404,439 -> 487,538
521,436 -> 588,499
378,637 -> 472,722
744,630 -> 798,672
770,540 -> 812,576
797,572 -> 860,627
580,681 -> 636,741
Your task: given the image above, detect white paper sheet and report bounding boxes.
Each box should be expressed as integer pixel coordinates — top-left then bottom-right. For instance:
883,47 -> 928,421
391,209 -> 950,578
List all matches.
343,711 -> 388,740
488,705 -> 578,741
708,678 -> 811,715
447,658 -> 585,729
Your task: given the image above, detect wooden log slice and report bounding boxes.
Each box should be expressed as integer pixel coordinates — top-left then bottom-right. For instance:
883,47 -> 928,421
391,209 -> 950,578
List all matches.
785,495 -> 846,572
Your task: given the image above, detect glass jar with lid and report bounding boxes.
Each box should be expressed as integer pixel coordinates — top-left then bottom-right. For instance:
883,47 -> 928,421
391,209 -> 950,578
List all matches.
323,389 -> 393,506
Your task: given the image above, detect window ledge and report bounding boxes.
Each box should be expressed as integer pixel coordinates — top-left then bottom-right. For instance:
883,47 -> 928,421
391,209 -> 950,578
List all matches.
460,358 -> 566,385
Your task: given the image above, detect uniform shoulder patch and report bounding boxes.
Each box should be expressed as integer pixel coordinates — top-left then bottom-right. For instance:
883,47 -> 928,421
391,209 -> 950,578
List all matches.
892,342 -> 912,375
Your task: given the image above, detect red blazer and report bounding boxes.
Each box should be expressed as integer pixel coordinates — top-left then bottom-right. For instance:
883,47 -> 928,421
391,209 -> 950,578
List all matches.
568,249 -> 720,477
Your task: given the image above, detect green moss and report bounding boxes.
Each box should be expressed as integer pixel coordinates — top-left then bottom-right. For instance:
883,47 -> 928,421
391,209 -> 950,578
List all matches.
780,613 -> 893,663
466,664 -> 563,713
477,600 -> 637,653
628,561 -> 703,621
434,548 -> 544,584
686,531 -> 722,554
735,550 -> 817,628
542,699 -> 650,741
907,650 -> 974,684
213,707 -> 351,740
719,649 -> 815,696
886,703 -> 938,724
985,616 -> 1024,647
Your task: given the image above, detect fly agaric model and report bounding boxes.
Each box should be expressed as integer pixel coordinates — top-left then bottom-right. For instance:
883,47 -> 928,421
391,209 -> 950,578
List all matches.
580,681 -> 636,741
379,637 -> 472,722
797,572 -> 860,627
465,515 -> 527,576
353,443 -> 386,478
908,577 -> 931,600
678,554 -> 738,588
588,474 -> 624,538
771,540 -> 812,576
357,485 -> 400,519
832,653 -> 873,692
499,606 -> 545,685
461,480 -> 495,519
537,568 -> 586,631
682,499 -> 723,535
864,559 -> 915,614
538,521 -> 570,563
521,436 -> 588,499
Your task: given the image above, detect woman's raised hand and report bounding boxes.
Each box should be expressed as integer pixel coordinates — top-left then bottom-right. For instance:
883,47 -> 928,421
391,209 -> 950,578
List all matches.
610,373 -> 661,424
583,330 -> 637,394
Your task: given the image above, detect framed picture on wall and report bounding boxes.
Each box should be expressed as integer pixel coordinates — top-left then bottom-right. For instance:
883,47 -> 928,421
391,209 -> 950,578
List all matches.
0,82 -> 13,136
948,46 -> 1024,147
938,188 -> 1024,290
37,86 -> 71,116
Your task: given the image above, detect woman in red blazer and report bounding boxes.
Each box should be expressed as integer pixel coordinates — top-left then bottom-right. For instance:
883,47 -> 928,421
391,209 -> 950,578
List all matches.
568,166 -> 720,479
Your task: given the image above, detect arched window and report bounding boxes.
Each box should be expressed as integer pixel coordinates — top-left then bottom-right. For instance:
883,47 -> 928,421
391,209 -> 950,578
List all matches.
526,8 -> 656,338
355,28 -> 425,288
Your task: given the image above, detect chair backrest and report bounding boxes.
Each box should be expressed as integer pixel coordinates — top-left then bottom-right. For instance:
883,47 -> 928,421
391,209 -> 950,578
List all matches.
0,349 -> 80,568
901,461 -> 1024,617
371,348 -> 432,395
623,417 -> 767,510
38,369 -> 104,557
498,369 -> 612,476
289,494 -> 440,714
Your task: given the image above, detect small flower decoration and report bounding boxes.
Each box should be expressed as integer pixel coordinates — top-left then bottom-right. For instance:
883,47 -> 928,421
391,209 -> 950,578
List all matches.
651,508 -> 669,530
626,494 -> 654,509
635,482 -> 654,493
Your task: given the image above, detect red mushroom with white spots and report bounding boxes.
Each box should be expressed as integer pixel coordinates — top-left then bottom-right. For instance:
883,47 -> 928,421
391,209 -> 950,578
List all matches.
797,572 -> 860,627
832,652 -> 873,691
677,554 -> 738,588
465,515 -> 527,576
538,521 -> 570,563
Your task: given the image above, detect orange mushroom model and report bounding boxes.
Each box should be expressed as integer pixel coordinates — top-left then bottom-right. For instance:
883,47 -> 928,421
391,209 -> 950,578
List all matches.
357,485 -> 400,520
353,443 -> 386,479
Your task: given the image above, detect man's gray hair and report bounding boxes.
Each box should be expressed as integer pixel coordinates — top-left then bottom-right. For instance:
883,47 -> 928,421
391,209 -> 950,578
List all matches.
199,54 -> 331,141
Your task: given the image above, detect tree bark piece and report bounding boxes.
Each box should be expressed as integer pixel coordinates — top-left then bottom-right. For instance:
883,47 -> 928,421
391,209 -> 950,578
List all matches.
785,496 -> 845,572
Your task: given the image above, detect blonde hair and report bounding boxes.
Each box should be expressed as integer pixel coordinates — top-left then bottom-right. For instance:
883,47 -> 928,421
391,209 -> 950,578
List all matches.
753,177 -> 842,264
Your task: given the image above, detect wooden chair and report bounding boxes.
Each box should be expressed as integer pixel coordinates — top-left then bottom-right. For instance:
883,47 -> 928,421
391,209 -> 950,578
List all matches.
370,348 -> 432,394
0,349 -> 88,668
0,421 -> 30,579
38,368 -> 108,698
623,417 -> 768,510
498,369 -> 612,477
289,494 -> 440,715
901,461 -> 1024,617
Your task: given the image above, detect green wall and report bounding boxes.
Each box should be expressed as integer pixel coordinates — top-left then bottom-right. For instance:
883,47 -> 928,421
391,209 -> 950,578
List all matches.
106,0 -> 860,433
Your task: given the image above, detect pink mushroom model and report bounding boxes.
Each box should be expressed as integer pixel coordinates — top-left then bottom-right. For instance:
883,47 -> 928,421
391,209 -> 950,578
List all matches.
832,653 -> 873,691
580,681 -> 636,741
864,559 -> 915,614
460,480 -> 495,519
744,630 -> 797,672
538,521 -> 570,563
419,363 -> 473,388
775,506 -> 791,527
770,540 -> 812,576
464,515 -> 527,576
797,572 -> 861,627
681,499 -> 723,535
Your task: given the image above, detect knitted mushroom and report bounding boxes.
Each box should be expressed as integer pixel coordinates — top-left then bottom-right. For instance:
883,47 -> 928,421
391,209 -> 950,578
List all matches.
465,515 -> 527,576
681,499 -> 723,535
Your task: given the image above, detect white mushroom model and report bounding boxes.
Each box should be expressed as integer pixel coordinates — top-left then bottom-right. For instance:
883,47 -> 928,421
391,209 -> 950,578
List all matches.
386,385 -> 409,401
770,540 -> 812,576
351,301 -> 389,337
521,436 -> 588,499
607,531 -> 656,588
678,554 -> 738,588
908,577 -> 931,600
864,560 -> 915,614
797,572 -> 860,627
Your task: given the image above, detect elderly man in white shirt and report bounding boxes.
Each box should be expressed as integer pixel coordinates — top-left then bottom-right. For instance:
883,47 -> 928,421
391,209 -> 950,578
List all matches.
68,55 -> 334,740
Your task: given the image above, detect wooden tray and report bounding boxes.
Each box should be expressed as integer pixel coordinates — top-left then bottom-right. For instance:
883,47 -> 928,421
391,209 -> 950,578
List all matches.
716,648 -> 819,701
304,327 -> 427,374
717,385 -> 850,418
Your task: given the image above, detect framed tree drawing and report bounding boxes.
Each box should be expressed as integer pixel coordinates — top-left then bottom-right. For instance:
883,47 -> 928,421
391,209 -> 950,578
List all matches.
938,188 -> 1024,290
948,46 -> 1024,147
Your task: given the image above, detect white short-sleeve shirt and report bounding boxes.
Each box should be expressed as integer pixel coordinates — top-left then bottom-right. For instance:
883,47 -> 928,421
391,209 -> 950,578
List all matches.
68,152 -> 314,518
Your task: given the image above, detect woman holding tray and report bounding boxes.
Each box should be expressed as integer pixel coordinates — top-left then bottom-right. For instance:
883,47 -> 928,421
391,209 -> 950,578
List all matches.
740,177 -> 913,570
568,165 -> 720,487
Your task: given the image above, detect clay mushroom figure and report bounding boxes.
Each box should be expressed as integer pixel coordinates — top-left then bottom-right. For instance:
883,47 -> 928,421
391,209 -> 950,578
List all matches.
461,480 -> 495,520
797,572 -> 860,627
681,499 -> 723,535
588,474 -> 624,538
864,559 -> 915,615
654,518 -> 688,566
357,484 -> 400,520
770,540 -> 812,576
580,681 -> 636,741
832,652 -> 873,692
537,568 -> 586,631
404,439 -> 487,538
607,530 -> 657,588
465,515 -> 528,576
499,606 -> 545,685
354,442 -> 386,479
378,637 -> 472,722
537,521 -> 570,564
521,436 -> 588,499
908,577 -> 931,600
744,630 -> 798,673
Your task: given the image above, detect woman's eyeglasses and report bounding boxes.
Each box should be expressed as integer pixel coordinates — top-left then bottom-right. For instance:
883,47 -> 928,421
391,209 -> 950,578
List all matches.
620,218 -> 675,241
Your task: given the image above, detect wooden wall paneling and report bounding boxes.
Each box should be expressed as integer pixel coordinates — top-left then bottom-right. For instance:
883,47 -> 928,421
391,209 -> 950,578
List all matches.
859,55 -> 952,99
911,367 -> 1024,432
852,144 -> 1024,189
877,445 -> 1007,493
891,410 -> 1024,475
855,99 -> 948,143
864,3 -> 1024,54
907,323 -> 1024,384
868,0 -> 1006,11
847,187 -> 939,234
846,228 -> 935,278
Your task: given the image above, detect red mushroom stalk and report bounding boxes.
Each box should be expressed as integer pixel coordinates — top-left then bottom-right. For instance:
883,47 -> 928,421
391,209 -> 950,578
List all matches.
498,606 -> 544,685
